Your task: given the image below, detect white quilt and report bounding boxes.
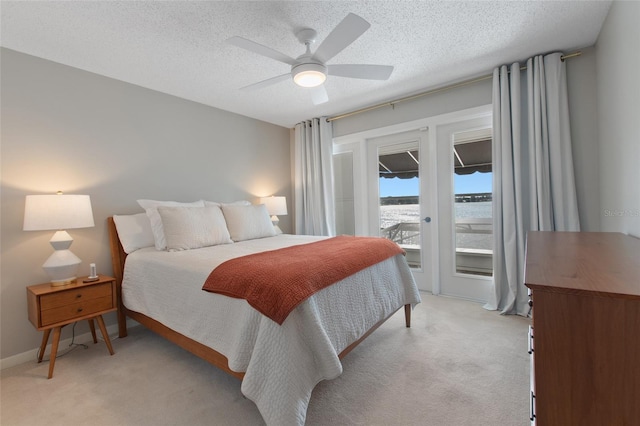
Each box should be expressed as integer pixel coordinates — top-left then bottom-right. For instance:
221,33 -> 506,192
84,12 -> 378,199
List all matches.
122,234 -> 421,425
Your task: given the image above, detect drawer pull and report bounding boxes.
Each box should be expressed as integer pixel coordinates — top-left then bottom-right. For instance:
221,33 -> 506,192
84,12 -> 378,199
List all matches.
77,308 -> 83,313
530,391 -> 536,421
76,294 -> 82,299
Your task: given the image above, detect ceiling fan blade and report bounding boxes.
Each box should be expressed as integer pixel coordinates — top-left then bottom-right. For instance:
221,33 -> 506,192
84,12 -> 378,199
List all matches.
227,36 -> 298,66
310,85 -> 329,105
312,13 -> 370,63
328,64 -> 394,80
240,73 -> 291,91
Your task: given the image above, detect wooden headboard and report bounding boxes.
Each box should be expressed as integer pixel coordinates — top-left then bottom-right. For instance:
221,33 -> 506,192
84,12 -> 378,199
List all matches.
107,217 -> 129,337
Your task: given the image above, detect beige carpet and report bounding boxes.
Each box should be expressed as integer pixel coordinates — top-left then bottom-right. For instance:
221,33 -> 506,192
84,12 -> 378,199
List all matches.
0,293 -> 531,425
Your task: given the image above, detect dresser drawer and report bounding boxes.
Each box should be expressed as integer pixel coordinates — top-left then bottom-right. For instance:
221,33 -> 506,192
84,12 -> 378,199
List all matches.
40,282 -> 112,310
41,294 -> 114,326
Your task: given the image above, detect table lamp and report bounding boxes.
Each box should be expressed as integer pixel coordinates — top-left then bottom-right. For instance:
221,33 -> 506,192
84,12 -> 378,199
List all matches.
260,196 -> 287,234
23,192 -> 95,285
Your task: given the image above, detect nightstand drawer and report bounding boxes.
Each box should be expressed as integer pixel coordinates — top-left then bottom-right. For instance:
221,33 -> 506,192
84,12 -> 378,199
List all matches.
41,294 -> 114,326
40,282 -> 112,310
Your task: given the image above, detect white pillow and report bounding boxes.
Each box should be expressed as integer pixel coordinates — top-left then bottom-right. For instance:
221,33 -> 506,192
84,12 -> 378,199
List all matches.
221,203 -> 276,242
157,206 -> 232,251
112,213 -> 155,254
202,200 -> 251,208
137,199 -> 204,250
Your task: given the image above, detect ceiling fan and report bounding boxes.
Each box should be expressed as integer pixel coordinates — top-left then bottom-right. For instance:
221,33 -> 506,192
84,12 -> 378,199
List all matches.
226,13 -> 394,105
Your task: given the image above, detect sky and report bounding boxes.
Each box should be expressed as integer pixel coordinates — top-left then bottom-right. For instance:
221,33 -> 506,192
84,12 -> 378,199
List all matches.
379,172 -> 492,197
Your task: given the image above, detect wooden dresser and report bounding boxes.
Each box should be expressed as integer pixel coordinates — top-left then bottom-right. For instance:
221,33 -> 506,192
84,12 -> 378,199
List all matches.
525,232 -> 640,425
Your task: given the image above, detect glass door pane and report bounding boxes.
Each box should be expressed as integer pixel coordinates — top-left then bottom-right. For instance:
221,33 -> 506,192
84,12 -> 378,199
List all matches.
453,138 -> 493,276
378,142 -> 421,268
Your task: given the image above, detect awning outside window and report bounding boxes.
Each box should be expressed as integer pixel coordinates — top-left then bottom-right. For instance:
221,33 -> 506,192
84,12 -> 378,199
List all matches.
379,150 -> 419,179
378,139 -> 492,179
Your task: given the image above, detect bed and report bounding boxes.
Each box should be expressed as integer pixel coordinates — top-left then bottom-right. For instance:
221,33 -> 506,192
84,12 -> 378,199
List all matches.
107,201 -> 421,425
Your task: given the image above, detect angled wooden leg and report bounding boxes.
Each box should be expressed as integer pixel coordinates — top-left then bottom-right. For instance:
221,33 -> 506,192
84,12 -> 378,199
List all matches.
88,319 -> 98,343
48,327 -> 62,379
404,304 -> 411,328
38,329 -> 51,363
95,315 -> 114,355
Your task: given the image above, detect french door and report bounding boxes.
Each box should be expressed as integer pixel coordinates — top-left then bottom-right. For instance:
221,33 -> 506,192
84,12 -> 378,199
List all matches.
333,105 -> 493,302
366,129 -> 433,292
434,117 -> 493,301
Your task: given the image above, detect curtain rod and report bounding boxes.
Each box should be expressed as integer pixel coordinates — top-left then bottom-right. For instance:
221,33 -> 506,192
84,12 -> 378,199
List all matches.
326,51 -> 581,123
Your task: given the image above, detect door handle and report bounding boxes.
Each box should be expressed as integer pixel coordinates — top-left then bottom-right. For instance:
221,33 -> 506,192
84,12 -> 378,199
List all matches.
423,217 -> 431,223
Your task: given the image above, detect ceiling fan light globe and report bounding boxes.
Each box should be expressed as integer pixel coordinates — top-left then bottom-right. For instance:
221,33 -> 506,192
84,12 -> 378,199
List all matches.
292,63 -> 327,88
294,71 -> 326,87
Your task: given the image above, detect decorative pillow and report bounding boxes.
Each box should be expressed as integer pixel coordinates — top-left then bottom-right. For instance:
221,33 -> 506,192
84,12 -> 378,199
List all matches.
137,199 -> 204,250
112,213 -> 155,254
221,203 -> 276,242
157,205 -> 232,251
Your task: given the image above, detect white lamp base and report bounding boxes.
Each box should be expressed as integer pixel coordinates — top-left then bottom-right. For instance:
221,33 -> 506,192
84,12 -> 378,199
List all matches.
43,230 -> 81,286
271,215 -> 283,235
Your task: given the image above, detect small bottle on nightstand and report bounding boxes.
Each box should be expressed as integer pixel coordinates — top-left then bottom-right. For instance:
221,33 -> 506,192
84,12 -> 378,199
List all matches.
83,263 -> 99,283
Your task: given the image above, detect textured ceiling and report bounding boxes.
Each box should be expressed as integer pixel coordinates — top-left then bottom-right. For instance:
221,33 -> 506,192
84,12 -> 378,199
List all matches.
1,1 -> 611,128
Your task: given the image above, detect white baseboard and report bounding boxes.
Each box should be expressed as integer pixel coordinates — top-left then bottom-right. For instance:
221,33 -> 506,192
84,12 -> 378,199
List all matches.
0,319 -> 139,371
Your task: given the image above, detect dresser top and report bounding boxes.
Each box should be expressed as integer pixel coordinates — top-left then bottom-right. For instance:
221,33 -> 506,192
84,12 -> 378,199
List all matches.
525,232 -> 640,298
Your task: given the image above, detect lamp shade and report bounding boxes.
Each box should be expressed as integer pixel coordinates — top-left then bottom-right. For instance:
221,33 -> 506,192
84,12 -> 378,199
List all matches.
24,194 -> 95,231
260,196 -> 288,216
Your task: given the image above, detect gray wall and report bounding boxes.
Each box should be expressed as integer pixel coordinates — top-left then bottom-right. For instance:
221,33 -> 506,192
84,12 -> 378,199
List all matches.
566,47 -> 601,232
332,77 -> 493,138
1,48 -> 291,360
596,1 -> 640,236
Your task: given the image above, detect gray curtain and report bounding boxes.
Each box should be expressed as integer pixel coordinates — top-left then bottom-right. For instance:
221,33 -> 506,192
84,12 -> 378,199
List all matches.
487,53 -> 580,316
293,117 -> 336,236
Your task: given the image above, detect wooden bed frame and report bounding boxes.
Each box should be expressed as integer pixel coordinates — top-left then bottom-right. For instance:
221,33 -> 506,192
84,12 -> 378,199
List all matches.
107,217 -> 411,381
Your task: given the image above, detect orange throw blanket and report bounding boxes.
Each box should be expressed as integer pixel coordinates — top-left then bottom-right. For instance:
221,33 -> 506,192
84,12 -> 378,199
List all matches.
202,236 -> 405,325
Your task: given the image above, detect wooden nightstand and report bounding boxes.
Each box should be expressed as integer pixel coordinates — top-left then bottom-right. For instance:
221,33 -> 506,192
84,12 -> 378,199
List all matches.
27,275 -> 117,378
